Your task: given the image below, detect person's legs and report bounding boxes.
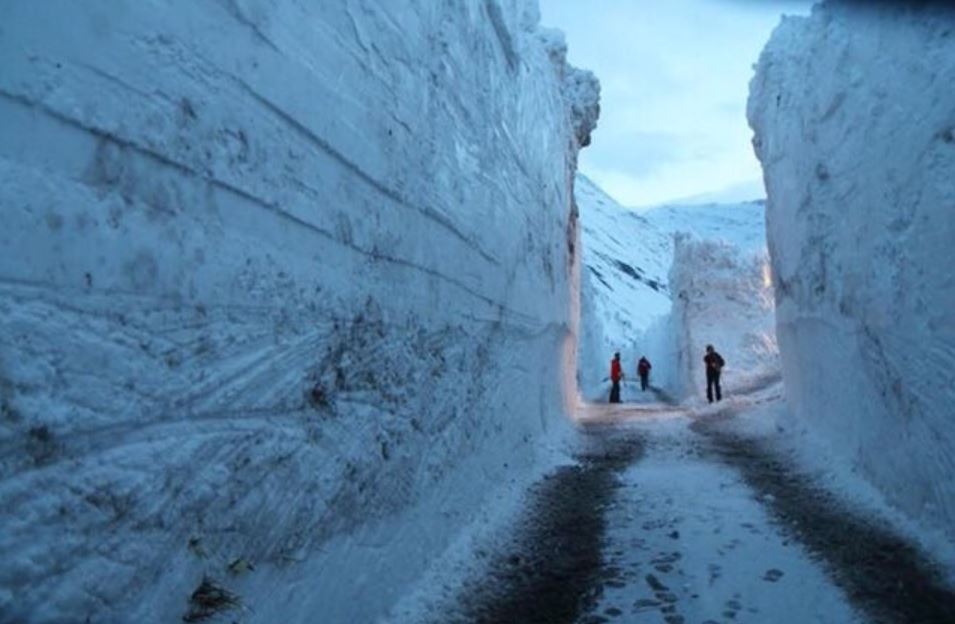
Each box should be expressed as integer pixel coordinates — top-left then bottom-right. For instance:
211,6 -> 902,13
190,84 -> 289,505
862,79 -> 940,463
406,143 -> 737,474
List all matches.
706,374 -> 714,403
715,373 -> 722,402
610,381 -> 620,403
640,375 -> 647,391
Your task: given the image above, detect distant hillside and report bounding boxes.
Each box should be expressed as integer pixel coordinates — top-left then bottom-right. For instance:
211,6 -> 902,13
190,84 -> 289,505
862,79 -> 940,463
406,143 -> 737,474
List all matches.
576,175 -> 768,400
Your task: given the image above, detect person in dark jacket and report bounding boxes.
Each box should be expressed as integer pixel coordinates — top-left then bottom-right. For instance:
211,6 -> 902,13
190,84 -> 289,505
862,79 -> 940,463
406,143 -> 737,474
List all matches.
703,344 -> 725,403
637,356 -> 652,391
609,352 -> 623,403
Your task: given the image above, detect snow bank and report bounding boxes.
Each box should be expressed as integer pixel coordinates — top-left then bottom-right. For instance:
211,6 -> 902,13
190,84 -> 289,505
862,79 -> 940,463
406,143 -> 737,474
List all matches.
668,236 -> 779,402
749,2 -> 955,542
0,2 -> 598,622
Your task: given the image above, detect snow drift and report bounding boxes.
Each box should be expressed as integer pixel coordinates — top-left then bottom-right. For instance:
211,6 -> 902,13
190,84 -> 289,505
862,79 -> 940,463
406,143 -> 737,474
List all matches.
0,2 -> 598,622
749,2 -> 955,542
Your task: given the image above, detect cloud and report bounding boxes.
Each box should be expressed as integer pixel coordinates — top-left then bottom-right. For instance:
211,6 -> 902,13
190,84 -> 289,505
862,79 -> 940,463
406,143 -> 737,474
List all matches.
540,0 -> 813,205
588,131 -> 696,177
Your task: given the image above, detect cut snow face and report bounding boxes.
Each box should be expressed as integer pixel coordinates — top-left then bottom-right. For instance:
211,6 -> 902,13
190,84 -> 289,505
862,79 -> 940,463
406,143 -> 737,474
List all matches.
668,235 -> 780,402
0,2 -> 598,623
576,174 -> 775,404
749,1 -> 955,546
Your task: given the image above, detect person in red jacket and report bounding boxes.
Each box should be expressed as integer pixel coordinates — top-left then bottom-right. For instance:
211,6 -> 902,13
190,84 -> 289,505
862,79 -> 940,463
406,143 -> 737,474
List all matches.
609,352 -> 623,403
637,356 -> 652,391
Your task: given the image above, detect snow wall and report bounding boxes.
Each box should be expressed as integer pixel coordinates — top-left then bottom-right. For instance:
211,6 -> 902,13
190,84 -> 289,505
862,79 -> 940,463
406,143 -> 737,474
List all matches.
749,2 -> 955,542
0,2 -> 598,622
668,237 -> 778,402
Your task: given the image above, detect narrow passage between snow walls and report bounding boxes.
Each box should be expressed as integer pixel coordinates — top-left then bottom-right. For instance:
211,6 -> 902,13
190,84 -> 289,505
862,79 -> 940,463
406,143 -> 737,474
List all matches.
578,0 -> 955,569
409,2 -> 955,622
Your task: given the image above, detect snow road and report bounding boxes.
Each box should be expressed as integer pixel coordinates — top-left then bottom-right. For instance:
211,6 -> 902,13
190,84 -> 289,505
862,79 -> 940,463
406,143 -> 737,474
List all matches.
398,389 -> 955,624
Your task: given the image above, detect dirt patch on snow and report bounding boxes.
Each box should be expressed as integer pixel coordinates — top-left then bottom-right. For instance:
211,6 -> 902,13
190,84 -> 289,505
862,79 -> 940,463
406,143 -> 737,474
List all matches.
693,418 -> 955,624
445,427 -> 644,624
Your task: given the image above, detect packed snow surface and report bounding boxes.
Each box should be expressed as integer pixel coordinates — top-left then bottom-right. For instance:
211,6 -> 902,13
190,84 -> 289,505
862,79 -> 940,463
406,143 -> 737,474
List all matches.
749,1 -> 955,543
0,2 -> 598,622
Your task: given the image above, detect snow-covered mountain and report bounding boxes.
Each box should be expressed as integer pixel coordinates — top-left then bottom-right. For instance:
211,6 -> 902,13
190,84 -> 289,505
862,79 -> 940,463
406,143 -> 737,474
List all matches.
643,200 -> 768,256
576,174 -> 773,402
749,2 -> 955,543
0,3 -> 597,622
575,175 -> 671,397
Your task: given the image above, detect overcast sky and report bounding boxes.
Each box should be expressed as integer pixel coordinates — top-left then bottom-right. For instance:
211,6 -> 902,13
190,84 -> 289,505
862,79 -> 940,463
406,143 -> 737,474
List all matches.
539,0 -> 814,208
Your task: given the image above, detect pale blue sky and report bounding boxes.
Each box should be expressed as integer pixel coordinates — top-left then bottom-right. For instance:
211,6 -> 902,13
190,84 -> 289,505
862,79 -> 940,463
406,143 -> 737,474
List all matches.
540,0 -> 813,208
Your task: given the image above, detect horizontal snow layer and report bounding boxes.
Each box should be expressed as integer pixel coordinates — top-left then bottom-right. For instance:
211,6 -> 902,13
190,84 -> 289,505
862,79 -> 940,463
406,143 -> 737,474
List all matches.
749,2 -> 955,543
0,1 -> 596,622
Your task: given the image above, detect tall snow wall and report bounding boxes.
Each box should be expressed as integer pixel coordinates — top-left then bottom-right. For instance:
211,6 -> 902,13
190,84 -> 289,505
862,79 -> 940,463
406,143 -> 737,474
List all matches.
749,2 -> 955,541
668,236 -> 778,402
0,2 -> 598,622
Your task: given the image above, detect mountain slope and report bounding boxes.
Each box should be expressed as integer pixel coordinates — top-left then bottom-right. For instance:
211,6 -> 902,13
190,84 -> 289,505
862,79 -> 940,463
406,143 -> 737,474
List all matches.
576,175 -> 772,402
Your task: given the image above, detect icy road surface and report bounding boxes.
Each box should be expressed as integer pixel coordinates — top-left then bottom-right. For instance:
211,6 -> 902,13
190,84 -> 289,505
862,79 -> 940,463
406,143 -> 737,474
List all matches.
400,387 -> 955,624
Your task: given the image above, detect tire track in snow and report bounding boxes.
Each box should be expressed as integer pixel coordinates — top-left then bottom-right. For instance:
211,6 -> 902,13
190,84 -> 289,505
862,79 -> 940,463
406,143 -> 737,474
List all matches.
693,417 -> 955,624
440,428 -> 644,624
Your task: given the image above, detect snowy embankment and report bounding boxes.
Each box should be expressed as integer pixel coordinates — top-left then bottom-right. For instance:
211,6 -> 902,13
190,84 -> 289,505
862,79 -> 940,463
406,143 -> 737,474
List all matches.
0,3 -> 597,622
749,2 -> 955,545
576,175 -> 773,403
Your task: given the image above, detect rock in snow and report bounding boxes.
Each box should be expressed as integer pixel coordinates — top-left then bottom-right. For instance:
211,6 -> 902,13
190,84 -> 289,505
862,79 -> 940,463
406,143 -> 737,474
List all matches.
0,2 -> 597,622
749,2 -> 955,542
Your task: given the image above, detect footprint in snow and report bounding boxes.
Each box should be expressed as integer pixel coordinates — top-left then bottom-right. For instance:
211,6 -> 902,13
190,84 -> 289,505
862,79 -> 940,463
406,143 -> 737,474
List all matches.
764,568 -> 785,582
633,598 -> 661,611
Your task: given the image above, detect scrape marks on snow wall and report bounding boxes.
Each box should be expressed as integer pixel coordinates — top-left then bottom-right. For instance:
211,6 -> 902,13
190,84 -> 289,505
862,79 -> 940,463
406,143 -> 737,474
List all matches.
0,1 -> 598,622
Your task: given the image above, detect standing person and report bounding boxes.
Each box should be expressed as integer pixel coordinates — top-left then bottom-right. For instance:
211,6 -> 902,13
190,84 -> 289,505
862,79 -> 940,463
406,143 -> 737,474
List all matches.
637,356 -> 652,391
609,352 -> 623,403
703,344 -> 725,403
